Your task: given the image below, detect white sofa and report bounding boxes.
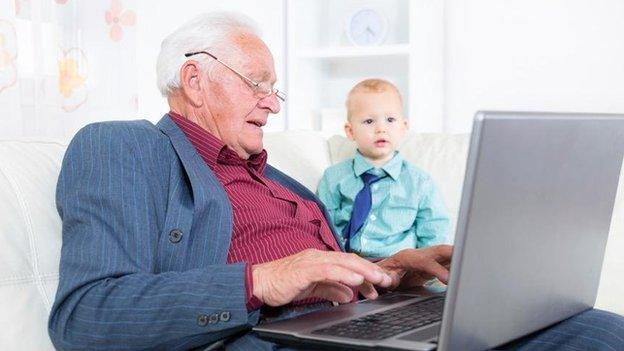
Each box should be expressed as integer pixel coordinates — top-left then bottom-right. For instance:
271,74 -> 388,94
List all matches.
1,131 -> 622,349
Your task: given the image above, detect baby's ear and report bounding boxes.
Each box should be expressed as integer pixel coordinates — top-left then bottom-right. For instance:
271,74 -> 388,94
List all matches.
344,121 -> 355,140
403,117 -> 409,130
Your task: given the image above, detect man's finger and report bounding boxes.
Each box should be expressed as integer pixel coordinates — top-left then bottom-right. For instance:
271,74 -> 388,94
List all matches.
358,281 -> 379,300
307,263 -> 366,287
311,282 -> 354,303
397,246 -> 453,271
320,251 -> 392,287
423,260 -> 449,284
432,245 -> 453,262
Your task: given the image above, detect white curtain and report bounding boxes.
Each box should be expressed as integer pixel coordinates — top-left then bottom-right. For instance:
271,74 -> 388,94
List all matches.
0,0 -> 137,140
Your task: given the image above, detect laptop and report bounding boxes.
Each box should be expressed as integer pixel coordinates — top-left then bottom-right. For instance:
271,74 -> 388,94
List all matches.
253,111 -> 624,350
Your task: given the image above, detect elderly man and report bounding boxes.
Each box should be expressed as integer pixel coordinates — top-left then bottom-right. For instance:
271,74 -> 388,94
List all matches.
49,12 -> 623,351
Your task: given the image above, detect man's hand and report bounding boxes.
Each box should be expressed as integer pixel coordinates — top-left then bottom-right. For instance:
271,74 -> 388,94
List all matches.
251,249 -> 393,307
376,245 -> 453,290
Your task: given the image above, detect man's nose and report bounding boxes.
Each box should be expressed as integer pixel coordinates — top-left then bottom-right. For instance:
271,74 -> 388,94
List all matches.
257,94 -> 281,114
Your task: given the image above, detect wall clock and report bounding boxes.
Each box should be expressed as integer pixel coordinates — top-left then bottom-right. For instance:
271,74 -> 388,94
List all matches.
346,8 -> 388,46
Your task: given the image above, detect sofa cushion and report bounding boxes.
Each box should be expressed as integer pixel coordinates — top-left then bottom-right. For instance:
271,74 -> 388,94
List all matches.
264,130 -> 332,191
596,164 -> 624,312
0,139 -> 65,350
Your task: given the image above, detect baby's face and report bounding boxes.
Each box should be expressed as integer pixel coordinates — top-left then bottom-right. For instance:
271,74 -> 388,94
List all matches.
345,90 -> 408,164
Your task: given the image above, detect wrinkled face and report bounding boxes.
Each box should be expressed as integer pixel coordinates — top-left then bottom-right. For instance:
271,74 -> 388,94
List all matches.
203,32 -> 280,159
345,90 -> 407,163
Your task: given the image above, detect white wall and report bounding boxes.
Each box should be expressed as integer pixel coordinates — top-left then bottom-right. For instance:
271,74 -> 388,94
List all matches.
135,0 -> 286,132
444,0 -> 624,133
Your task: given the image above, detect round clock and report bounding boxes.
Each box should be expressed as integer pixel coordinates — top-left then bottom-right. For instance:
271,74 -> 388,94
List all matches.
346,8 -> 388,46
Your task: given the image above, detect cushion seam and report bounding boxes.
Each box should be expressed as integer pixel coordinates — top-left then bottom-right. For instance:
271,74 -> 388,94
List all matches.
0,274 -> 59,285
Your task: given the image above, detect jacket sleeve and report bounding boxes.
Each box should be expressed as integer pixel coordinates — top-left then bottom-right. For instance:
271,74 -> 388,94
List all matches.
48,123 -> 259,350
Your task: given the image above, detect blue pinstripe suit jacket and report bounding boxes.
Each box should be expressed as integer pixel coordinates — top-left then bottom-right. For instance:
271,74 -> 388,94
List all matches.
48,114 -> 339,350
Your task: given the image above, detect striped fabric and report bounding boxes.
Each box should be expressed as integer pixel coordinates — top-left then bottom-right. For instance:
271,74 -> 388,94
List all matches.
48,115 -> 341,350
500,309 -> 624,351
169,113 -> 340,308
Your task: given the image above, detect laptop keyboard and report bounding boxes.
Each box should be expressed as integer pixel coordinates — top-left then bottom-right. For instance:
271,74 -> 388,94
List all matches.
311,296 -> 444,340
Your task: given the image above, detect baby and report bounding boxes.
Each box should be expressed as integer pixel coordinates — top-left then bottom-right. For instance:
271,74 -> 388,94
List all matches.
317,78 -> 450,258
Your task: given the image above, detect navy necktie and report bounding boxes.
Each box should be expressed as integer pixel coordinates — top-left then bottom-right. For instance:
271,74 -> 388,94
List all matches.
343,172 -> 384,252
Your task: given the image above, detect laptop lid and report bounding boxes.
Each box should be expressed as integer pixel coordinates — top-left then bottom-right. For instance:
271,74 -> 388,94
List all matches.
438,111 -> 624,351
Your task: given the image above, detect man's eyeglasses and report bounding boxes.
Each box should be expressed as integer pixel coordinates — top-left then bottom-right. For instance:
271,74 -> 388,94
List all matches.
184,50 -> 286,102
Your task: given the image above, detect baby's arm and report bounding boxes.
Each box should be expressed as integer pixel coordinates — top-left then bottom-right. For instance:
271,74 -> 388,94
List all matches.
415,177 -> 451,247
316,171 -> 344,234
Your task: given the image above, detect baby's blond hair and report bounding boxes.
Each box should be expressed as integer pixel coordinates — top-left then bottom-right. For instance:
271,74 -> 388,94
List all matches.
346,79 -> 403,120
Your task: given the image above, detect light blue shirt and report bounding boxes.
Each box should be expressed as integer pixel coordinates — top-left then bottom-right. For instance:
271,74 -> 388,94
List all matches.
317,151 -> 450,258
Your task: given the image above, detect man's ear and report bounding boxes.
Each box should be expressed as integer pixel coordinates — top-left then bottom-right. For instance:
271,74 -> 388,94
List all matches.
344,121 -> 355,140
179,61 -> 204,107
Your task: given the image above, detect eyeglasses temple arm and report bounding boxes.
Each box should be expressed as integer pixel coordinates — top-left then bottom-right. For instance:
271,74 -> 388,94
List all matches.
185,51 -> 259,87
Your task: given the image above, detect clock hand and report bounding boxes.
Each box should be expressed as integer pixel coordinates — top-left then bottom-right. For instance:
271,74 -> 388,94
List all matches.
361,26 -> 371,44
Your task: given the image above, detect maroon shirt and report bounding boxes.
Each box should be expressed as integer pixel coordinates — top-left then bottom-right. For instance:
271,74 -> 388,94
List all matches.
169,112 -> 340,310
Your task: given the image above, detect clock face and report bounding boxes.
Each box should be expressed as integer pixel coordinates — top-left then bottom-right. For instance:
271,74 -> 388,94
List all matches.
347,8 -> 388,46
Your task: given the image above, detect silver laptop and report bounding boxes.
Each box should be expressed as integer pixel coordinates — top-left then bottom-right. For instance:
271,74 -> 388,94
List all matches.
253,111 -> 624,351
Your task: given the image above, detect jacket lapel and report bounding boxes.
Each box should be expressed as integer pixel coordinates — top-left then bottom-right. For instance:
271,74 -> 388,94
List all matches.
157,114 -> 233,263
265,165 -> 342,252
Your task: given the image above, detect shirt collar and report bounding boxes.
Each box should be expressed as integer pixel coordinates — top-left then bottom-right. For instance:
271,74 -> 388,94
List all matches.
352,150 -> 403,180
219,147 -> 268,173
168,111 -> 267,172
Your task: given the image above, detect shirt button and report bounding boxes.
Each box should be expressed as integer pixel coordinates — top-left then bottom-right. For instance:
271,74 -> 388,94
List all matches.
197,314 -> 209,326
369,214 -> 377,221
209,313 -> 219,324
220,311 -> 231,322
169,229 -> 183,243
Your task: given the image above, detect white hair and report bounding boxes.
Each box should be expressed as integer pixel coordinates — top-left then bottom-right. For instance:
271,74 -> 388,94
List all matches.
156,12 -> 261,97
